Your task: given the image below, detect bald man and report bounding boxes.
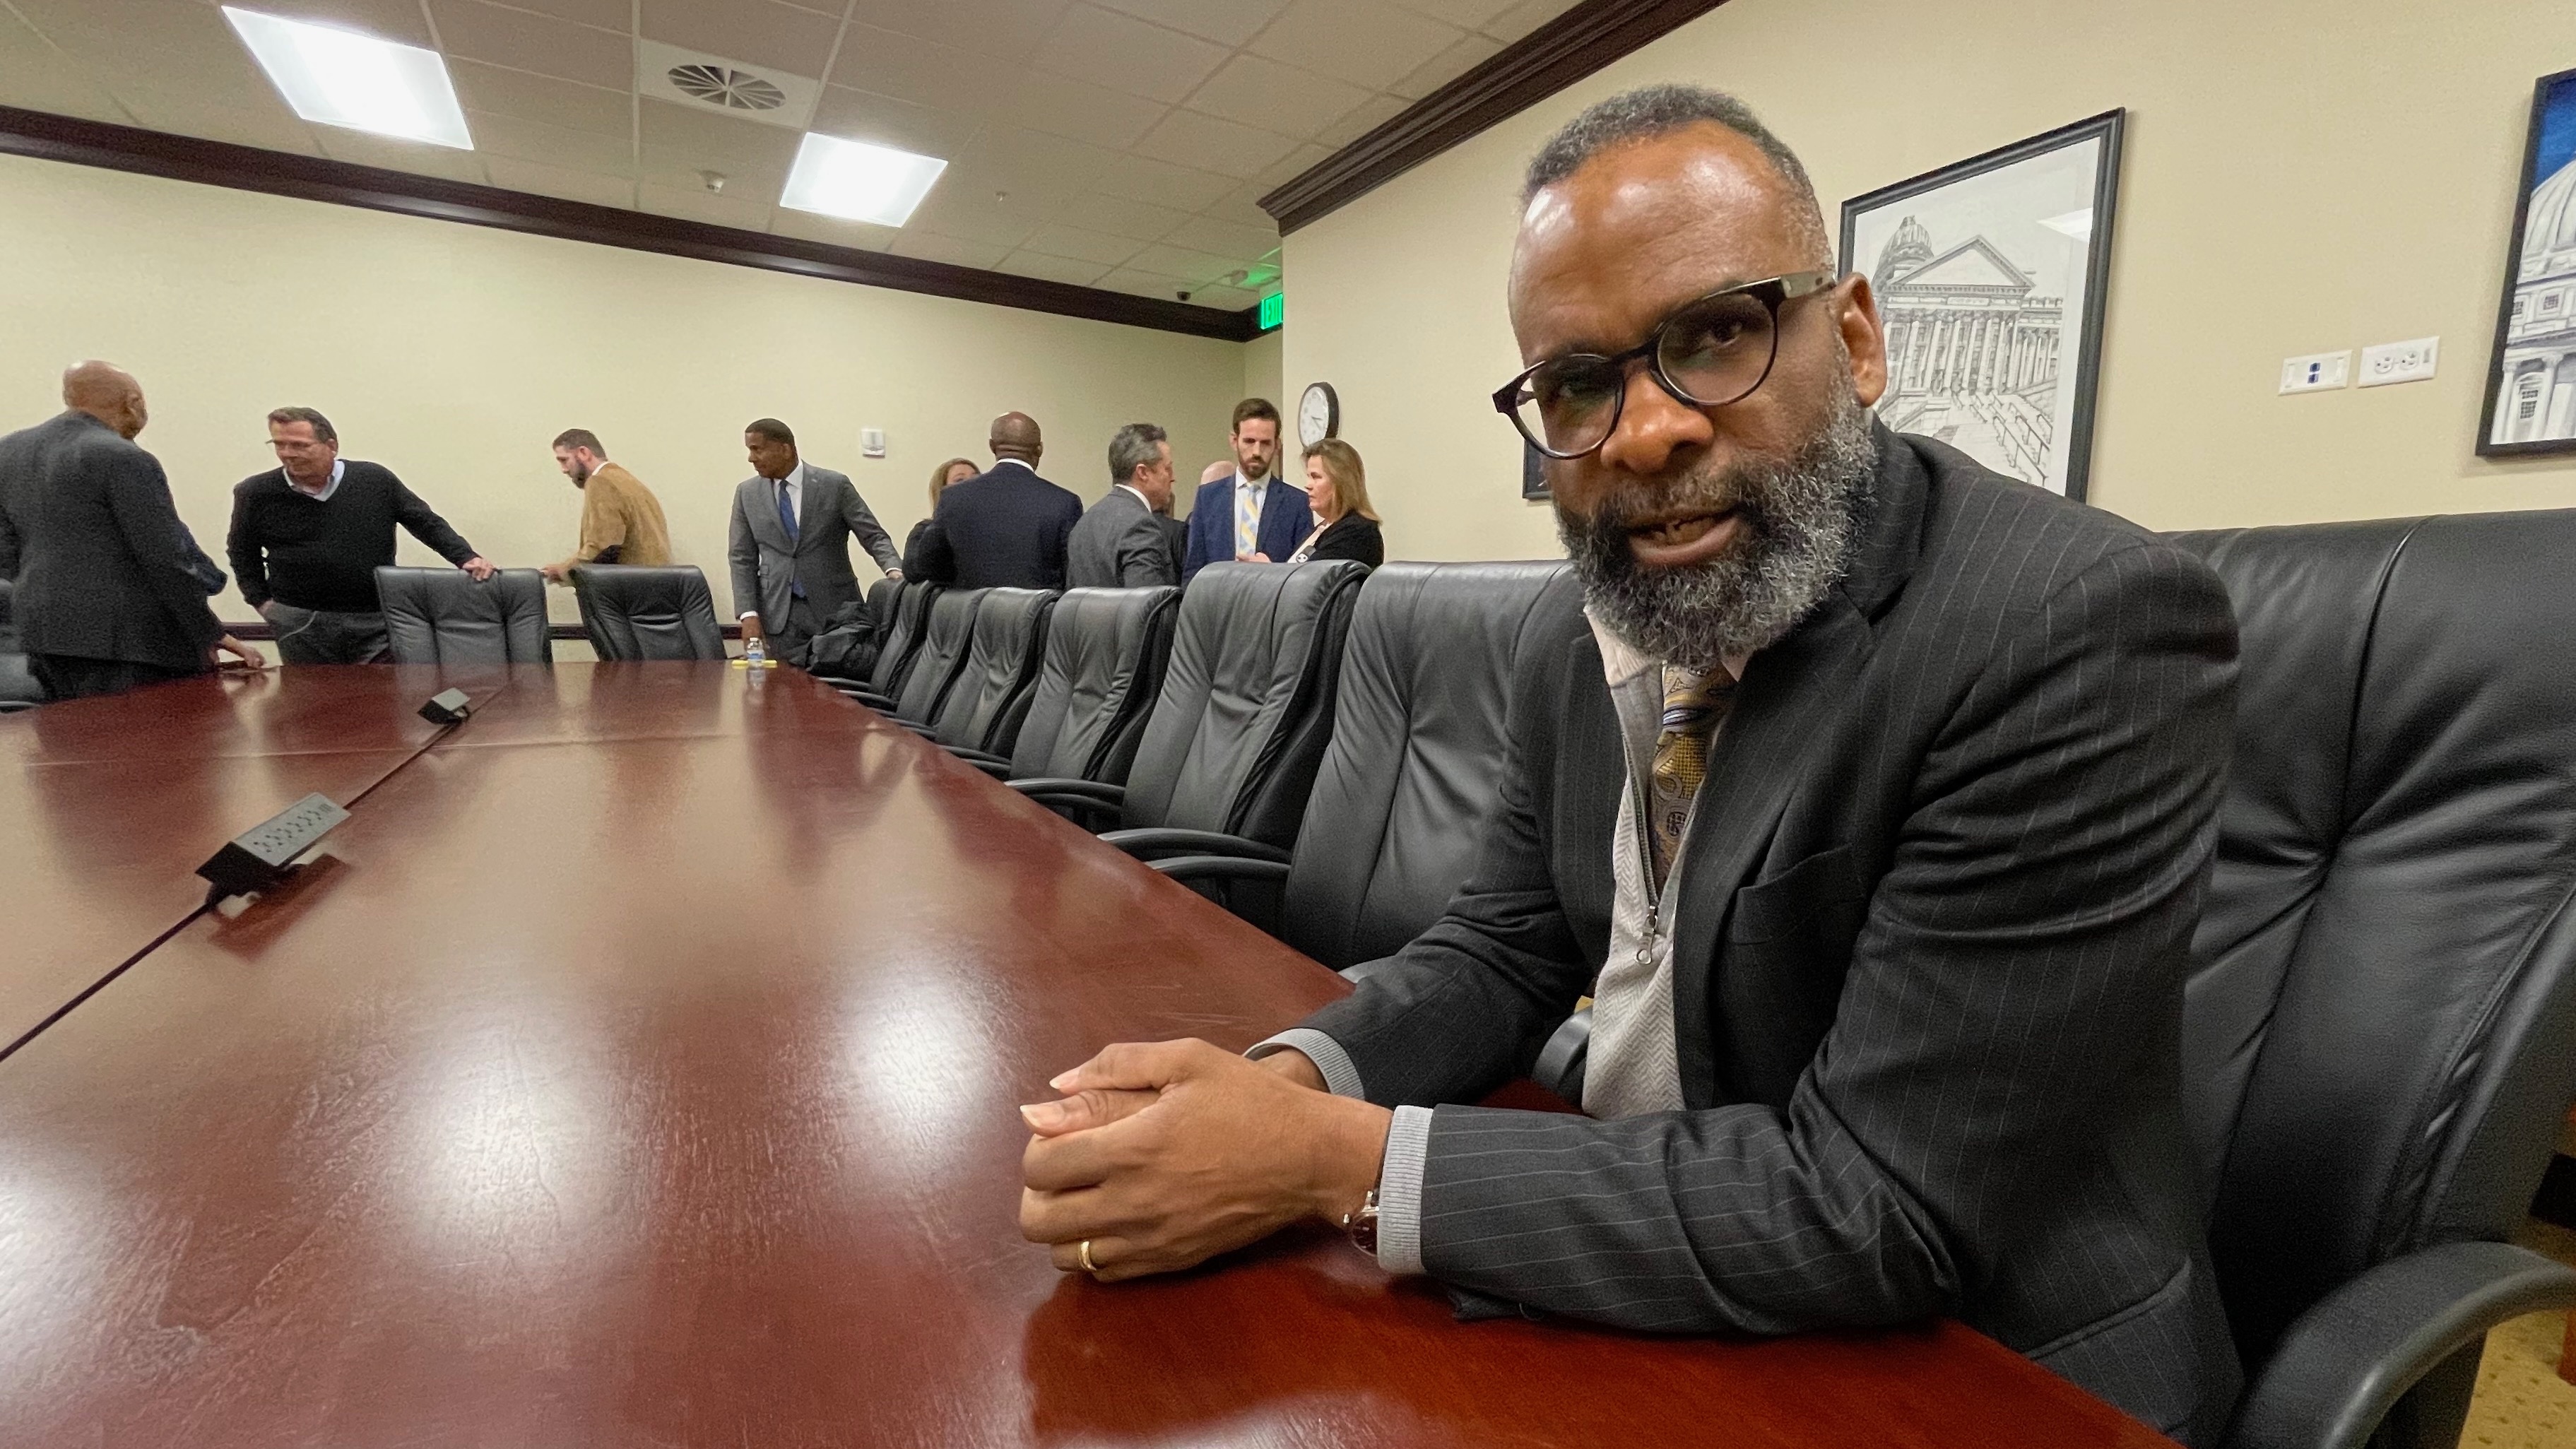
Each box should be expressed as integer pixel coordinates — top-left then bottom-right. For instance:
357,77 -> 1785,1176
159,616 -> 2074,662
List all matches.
1017,86 -> 2241,1443
0,363 -> 261,700
903,411 -> 1083,589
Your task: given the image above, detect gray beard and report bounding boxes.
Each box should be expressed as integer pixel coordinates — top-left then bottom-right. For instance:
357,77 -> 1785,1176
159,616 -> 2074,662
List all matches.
1559,394 -> 1877,671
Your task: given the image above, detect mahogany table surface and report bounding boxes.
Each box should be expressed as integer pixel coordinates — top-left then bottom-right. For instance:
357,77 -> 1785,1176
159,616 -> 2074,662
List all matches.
0,664 -> 2174,1449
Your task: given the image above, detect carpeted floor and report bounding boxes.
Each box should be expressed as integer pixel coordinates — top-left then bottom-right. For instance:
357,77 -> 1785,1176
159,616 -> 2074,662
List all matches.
2457,1218 -> 2576,1448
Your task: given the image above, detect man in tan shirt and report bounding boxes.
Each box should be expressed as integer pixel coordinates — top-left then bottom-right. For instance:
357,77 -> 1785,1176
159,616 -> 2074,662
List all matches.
540,428 -> 671,582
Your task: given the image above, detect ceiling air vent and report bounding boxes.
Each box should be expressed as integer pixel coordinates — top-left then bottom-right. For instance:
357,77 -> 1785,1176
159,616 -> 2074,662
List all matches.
666,64 -> 786,113
636,40 -> 819,131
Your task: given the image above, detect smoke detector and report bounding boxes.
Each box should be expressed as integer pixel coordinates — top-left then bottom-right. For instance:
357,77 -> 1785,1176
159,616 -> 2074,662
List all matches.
637,40 -> 818,131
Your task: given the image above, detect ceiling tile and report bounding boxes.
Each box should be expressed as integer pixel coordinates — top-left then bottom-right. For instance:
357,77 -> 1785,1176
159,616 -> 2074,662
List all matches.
1018,222 -> 1146,267
809,85 -> 983,158
984,69 -> 1166,151
467,110 -> 637,175
1090,152 -> 1236,212
993,250 -> 1112,287
887,230 -> 1010,269
1030,4 -> 1227,105
430,0 -> 632,90
1092,266 -> 1189,298
843,0 -> 1072,63
1089,0 -> 1291,47
483,0 -> 635,30
638,100 -> 803,195
1316,89 -> 1407,148
1159,213 -> 1278,263
1041,188 -> 1190,242
482,155 -> 638,208
950,126 -> 1120,202
0,11 -> 131,126
1200,182 -> 1280,230
1475,0 -> 1573,43
1123,242 -> 1245,285
639,0 -> 840,79
1247,0 -> 1463,92
448,59 -> 632,137
637,180 -> 778,230
1182,282 -> 1258,311
1386,30 -> 1502,100
1185,53 -> 1369,141
314,129 -> 490,183
769,208 -> 899,250
1131,107 -> 1298,179
1246,140 -> 1333,191
1386,0 -> 1525,28
242,0 -> 438,47
825,23 -> 996,112
901,189 -> 1041,249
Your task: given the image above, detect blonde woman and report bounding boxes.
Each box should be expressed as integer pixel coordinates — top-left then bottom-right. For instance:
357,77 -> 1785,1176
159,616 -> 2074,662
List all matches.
906,456 -> 981,562
1286,438 -> 1383,566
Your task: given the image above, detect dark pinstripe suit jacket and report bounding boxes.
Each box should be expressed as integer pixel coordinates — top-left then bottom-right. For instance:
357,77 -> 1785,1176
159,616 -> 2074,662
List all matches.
1296,426 -> 2245,1443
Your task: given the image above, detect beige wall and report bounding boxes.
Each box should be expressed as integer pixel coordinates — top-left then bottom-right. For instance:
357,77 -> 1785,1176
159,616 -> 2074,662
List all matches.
0,151 -> 1253,624
1282,0 -> 2576,561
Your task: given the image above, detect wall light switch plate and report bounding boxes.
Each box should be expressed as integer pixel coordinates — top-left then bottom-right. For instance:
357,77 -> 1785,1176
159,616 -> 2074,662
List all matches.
2281,351 -> 2351,394
2358,337 -> 2438,388
861,427 -> 887,458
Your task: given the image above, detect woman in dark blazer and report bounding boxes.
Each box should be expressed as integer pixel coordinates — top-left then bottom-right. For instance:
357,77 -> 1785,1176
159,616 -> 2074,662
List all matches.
1286,438 -> 1383,567
904,456 -> 980,562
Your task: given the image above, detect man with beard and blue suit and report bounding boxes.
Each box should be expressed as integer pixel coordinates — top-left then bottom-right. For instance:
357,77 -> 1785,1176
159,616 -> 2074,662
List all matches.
1179,398 -> 1308,584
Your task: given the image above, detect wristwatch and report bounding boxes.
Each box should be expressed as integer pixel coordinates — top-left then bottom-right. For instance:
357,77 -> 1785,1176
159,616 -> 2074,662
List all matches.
1341,1188 -> 1379,1255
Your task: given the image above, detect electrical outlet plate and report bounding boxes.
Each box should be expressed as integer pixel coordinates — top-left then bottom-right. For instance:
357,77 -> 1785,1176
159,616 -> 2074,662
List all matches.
2281,351 -> 2351,394
861,427 -> 887,459
2358,337 -> 2438,388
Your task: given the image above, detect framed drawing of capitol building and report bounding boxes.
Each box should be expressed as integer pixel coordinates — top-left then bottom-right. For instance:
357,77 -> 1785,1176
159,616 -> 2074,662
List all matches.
2479,66 -> 2576,458
1841,112 -> 2125,501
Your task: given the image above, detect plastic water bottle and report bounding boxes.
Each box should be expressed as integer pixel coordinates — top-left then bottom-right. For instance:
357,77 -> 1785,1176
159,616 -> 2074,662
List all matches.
743,634 -> 766,670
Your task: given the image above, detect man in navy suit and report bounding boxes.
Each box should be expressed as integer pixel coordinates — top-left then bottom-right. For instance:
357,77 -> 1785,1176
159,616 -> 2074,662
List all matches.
1181,398 -> 1309,584
906,411 -> 1083,589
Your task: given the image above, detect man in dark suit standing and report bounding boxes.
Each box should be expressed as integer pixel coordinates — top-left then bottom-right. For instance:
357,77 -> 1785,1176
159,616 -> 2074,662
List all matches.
1180,398 -> 1308,583
728,417 -> 902,666
1067,422 -> 1178,589
1017,88 -> 2243,1445
0,362 -> 261,700
906,412 -> 1082,589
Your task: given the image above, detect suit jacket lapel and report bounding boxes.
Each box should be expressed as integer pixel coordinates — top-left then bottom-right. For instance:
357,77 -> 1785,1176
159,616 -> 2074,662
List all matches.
747,478 -> 788,554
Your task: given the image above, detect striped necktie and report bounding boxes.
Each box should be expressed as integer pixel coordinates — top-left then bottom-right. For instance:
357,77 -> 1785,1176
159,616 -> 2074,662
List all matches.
1648,666 -> 1734,885
1235,479 -> 1260,557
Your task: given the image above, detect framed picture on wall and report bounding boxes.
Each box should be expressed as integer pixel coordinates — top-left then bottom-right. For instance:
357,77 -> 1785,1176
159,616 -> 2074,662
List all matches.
1521,438 -> 1549,501
1840,110 -> 2125,502
2477,66 -> 2576,457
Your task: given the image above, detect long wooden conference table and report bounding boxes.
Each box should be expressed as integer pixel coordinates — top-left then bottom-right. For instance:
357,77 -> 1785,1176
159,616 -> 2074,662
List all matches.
0,663 -> 2174,1448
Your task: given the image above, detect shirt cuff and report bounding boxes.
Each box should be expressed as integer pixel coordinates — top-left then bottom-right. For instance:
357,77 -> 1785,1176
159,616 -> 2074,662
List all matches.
1376,1105 -> 1433,1276
1246,1028 -> 1364,1099
739,610 -> 761,620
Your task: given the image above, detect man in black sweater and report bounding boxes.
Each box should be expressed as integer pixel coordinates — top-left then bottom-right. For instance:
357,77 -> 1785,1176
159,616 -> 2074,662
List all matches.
226,407 -> 493,665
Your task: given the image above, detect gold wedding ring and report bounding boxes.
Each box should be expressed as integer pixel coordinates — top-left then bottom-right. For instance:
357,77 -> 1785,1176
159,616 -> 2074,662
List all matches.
1077,1239 -> 1099,1276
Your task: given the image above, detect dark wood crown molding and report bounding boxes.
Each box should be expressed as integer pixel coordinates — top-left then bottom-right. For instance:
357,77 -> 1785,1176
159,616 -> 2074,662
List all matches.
1258,0 -> 1730,235
0,104 -> 1262,343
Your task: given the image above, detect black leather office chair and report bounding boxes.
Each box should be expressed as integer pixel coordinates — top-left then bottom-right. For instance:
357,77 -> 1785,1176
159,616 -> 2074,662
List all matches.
1012,561 -> 1363,848
0,580 -> 43,712
376,567 -> 550,665
918,587 -> 1054,755
950,586 -> 1178,786
568,564 -> 725,661
1123,562 -> 1581,964
836,580 -> 939,704
846,588 -> 983,721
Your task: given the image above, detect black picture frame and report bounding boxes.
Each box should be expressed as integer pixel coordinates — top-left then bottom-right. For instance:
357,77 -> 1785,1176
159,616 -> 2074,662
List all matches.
1839,110 -> 2125,503
2476,66 -> 2576,458
1521,438 -> 1550,501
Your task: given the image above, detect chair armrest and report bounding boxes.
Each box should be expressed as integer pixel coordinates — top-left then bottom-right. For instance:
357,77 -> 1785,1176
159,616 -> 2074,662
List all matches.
1098,828 -> 1290,863
959,756 -> 1010,778
0,699 -> 35,715
944,745 -> 1010,767
837,687 -> 897,710
1149,855 -> 1293,885
1530,1007 -> 1590,1104
895,720 -> 937,738
1007,778 -> 1126,807
2228,1239 -> 2576,1449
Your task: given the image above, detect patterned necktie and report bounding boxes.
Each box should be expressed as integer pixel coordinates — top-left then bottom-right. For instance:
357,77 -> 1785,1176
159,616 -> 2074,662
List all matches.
1648,666 -> 1733,886
1235,479 -> 1260,557
776,481 -> 805,599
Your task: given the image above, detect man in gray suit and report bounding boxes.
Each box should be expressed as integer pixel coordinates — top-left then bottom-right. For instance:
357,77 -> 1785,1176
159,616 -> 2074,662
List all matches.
728,417 -> 901,665
1067,422 -> 1178,589
1017,88 -> 2243,1444
0,361 -> 261,700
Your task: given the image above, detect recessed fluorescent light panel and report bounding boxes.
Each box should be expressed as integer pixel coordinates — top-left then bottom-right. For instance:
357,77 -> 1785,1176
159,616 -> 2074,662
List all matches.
780,134 -> 947,226
223,6 -> 473,150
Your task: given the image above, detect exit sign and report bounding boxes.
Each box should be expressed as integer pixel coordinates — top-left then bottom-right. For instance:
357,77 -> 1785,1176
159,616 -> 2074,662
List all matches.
1258,292 -> 1284,331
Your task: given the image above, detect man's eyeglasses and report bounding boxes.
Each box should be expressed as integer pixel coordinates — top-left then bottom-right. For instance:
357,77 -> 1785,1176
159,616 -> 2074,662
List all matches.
1492,270 -> 1838,460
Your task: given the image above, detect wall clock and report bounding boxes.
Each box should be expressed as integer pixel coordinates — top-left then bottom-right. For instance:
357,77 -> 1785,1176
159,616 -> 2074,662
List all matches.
1298,381 -> 1339,449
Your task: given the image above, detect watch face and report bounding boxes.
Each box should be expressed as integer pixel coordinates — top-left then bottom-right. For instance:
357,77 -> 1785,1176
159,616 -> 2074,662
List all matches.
1299,383 -> 1335,447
